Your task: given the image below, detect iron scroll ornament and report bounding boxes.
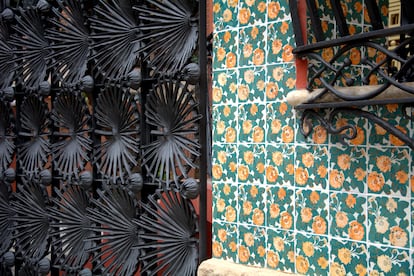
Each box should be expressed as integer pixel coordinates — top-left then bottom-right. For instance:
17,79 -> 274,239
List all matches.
94,86 -> 140,183
51,91 -> 92,180
138,187 -> 199,276
304,38 -> 414,102
300,107 -> 414,149
142,78 -> 201,185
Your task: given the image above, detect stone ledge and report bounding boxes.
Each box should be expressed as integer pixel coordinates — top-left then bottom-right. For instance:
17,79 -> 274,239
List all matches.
198,258 -> 296,276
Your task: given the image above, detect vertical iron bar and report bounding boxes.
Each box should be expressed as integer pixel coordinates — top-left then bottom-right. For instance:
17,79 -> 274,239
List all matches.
13,92 -> 23,276
140,75 -> 157,202
401,0 -> 414,25
365,0 -> 383,30
50,87 -> 60,276
198,0 -> 208,262
330,0 -> 350,36
306,0 -> 324,41
289,0 -> 304,46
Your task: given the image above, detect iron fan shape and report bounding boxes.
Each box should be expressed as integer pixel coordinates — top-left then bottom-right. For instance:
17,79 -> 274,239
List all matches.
9,7 -> 49,91
142,78 -> 201,185
18,95 -> 50,177
90,0 -> 140,82
0,102 -> 14,174
11,179 -> 50,264
134,0 -> 199,73
46,0 -> 90,87
51,91 -> 92,180
49,184 -> 93,272
0,20 -> 15,90
86,186 -> 141,275
94,87 -> 139,183
0,183 -> 14,257
138,187 -> 199,276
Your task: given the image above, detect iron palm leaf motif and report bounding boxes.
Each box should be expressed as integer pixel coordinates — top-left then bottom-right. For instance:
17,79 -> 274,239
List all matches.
0,183 -> 14,257
142,78 -> 201,185
138,187 -> 199,276
18,95 -> 50,177
51,91 -> 92,180
94,87 -> 139,183
11,180 -> 50,264
46,0 -> 90,87
17,257 -> 51,276
0,20 -> 15,90
90,0 -> 140,82
48,184 -> 93,272
9,8 -> 49,92
0,102 -> 14,174
86,186 -> 141,275
134,0 -> 198,73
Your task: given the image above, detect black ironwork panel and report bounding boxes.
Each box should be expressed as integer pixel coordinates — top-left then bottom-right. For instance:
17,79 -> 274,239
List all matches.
138,186 -> 199,276
134,0 -> 199,73
0,20 -> 14,91
0,0 -> 208,274
46,0 -> 91,88
49,184 -> 93,272
142,78 -> 201,185
11,179 -> 50,266
86,185 -> 141,275
0,179 -> 14,258
0,102 -> 14,173
51,90 -> 92,180
90,0 -> 140,83
17,95 -> 50,178
94,86 -> 140,183
10,7 -> 50,92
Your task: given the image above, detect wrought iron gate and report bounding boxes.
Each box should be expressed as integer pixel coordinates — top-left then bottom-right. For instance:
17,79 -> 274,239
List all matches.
0,0 -> 209,275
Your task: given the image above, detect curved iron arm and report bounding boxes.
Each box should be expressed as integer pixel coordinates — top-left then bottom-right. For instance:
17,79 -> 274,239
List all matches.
300,107 -> 414,149
300,109 -> 357,145
304,36 -> 414,102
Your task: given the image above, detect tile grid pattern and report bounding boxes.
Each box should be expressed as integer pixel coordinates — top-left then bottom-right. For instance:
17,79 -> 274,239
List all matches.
212,0 -> 413,275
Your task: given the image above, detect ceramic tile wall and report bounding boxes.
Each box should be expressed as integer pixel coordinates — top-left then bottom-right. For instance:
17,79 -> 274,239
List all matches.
211,0 -> 413,275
